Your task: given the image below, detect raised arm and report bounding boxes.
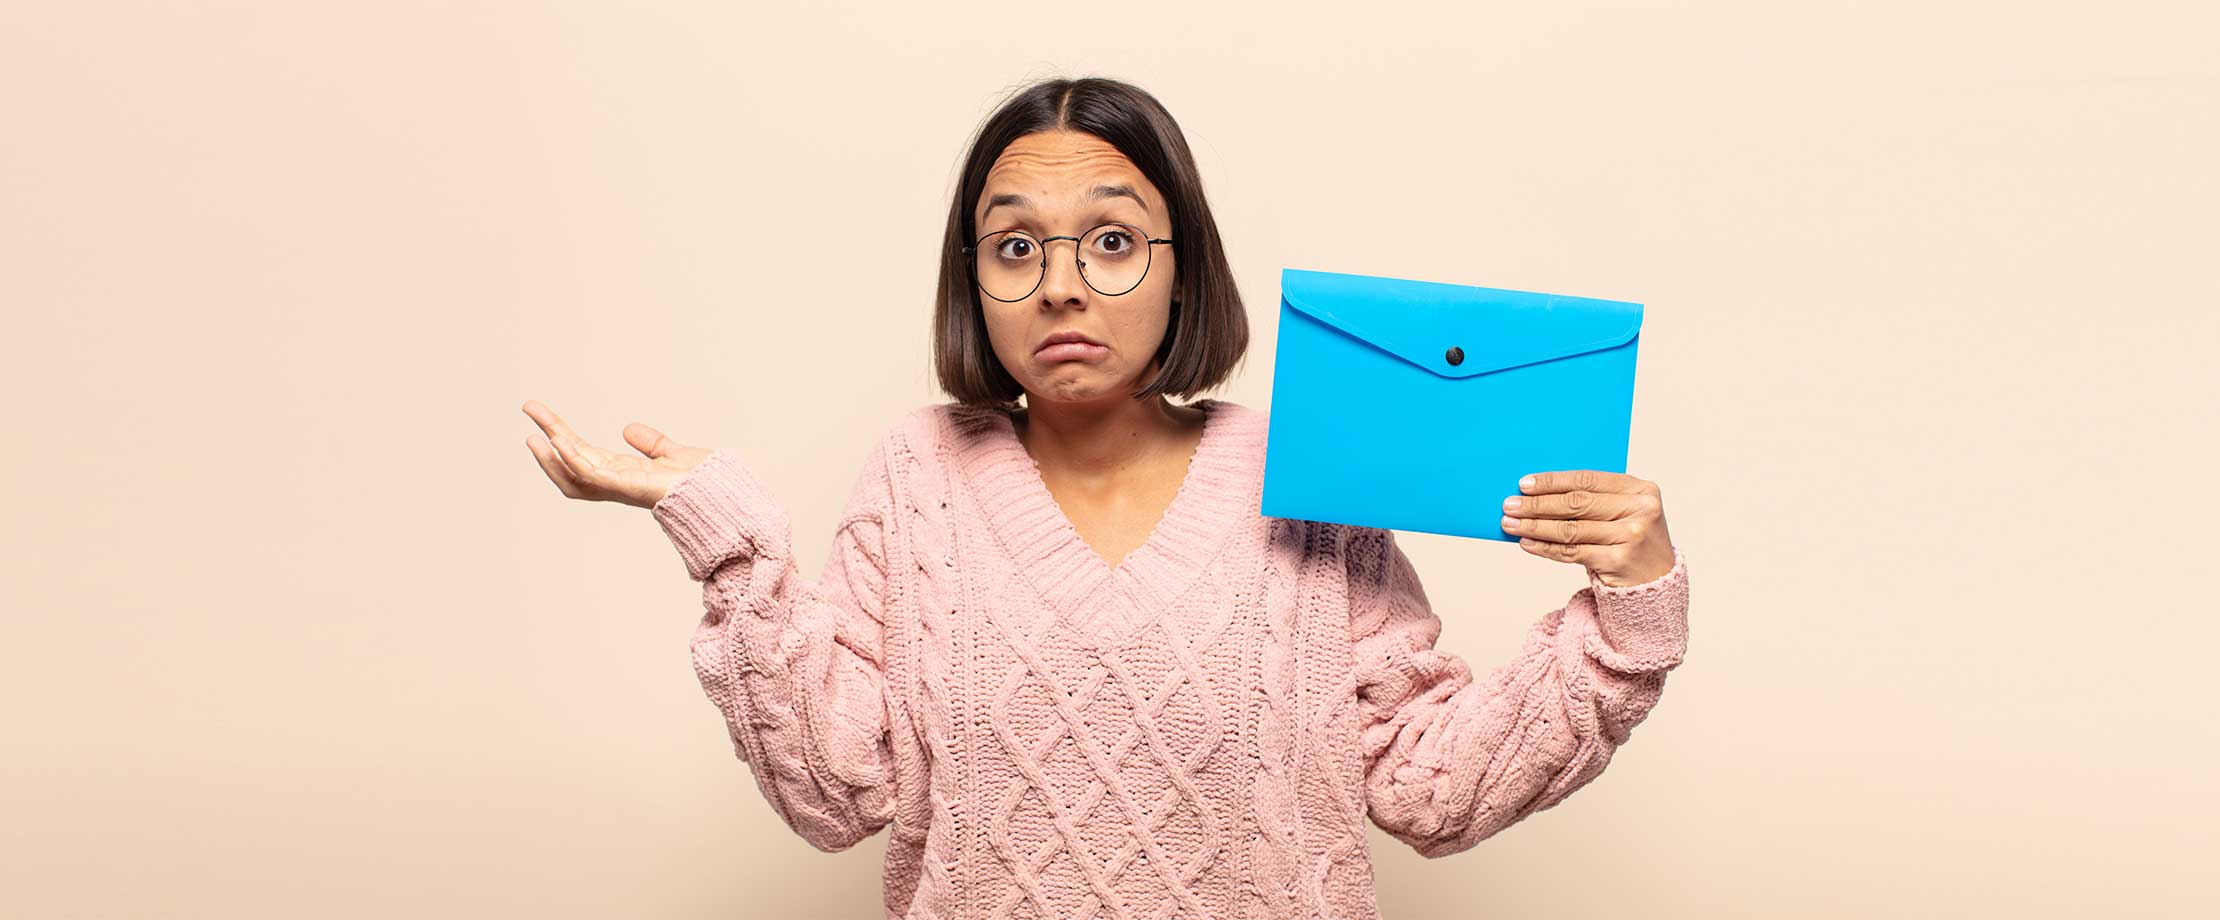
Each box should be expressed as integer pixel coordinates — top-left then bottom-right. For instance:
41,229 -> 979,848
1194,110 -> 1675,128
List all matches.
650,441 -> 899,852
1346,525 -> 1690,858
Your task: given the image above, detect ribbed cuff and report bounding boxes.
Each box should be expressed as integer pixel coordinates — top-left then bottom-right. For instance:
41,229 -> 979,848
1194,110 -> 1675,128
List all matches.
1582,545 -> 1689,672
649,448 -> 790,582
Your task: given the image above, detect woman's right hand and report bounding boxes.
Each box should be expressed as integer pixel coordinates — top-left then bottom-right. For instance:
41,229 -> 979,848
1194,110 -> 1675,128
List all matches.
521,399 -> 716,509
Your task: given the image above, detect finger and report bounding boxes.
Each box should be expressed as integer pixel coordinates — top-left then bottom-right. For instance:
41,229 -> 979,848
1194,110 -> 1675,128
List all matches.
1501,490 -> 1656,521
520,399 -> 587,447
622,421 -> 684,459
547,430 -> 611,489
525,433 -> 589,499
1520,469 -> 1657,497
1502,515 -> 1636,545
1516,536 -> 1594,566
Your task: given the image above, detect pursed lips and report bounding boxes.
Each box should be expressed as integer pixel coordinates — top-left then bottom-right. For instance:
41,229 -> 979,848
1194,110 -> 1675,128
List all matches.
1036,332 -> 1105,353
1035,332 -> 1111,363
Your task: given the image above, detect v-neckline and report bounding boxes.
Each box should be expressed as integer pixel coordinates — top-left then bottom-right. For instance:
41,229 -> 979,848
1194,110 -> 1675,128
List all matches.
947,397 -> 1256,617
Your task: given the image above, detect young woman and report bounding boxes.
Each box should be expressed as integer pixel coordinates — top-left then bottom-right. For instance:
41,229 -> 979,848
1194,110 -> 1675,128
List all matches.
522,76 -> 1689,920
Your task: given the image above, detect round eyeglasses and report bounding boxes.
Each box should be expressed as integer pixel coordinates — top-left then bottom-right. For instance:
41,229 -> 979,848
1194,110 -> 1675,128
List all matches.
962,222 -> 1174,302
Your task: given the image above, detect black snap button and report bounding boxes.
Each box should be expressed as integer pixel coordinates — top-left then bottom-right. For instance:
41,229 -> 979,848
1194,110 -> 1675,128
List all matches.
1445,346 -> 1465,366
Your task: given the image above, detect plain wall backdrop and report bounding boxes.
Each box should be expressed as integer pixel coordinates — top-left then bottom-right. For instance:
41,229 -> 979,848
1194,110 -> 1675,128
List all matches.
4,1 -> 2215,917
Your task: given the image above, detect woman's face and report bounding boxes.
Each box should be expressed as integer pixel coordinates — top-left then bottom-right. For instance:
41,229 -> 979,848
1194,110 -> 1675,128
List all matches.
972,129 -> 1178,405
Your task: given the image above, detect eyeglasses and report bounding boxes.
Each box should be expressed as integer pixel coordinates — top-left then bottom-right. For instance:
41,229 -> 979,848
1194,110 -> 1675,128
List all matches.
962,221 -> 1174,302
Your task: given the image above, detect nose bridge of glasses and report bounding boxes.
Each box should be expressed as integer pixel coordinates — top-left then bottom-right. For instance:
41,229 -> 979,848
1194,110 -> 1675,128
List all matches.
1036,234 -> 1082,257
1026,234 -> 1089,274
1035,235 -> 1090,296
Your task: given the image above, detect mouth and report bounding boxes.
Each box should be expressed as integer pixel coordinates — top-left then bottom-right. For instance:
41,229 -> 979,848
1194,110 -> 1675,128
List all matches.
1035,331 -> 1110,363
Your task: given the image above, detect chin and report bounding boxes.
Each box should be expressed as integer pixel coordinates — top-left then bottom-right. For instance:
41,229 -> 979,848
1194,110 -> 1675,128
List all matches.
1030,373 -> 1125,403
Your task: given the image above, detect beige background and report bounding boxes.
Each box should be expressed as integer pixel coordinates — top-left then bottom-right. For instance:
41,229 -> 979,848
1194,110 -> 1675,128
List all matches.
4,1 -> 2215,917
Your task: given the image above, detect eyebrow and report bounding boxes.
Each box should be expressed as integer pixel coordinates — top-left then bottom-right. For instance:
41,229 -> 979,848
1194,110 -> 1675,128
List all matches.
981,184 -> 1150,223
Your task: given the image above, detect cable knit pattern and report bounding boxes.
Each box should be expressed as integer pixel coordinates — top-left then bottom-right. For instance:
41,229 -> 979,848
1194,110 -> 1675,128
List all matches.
651,398 -> 1692,920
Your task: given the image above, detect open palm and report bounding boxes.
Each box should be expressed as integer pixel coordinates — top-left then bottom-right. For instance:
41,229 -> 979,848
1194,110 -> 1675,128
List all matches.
520,399 -> 714,509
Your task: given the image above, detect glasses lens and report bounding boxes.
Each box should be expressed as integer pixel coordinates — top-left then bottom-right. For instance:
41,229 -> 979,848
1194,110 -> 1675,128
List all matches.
1078,223 -> 1152,296
974,231 -> 1043,301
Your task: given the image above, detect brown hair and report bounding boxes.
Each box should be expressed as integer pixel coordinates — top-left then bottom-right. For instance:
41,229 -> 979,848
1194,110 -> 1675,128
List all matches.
931,77 -> 1249,407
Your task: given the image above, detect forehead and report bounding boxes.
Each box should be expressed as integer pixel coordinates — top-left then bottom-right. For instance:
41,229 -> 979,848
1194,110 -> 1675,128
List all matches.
978,130 -> 1163,215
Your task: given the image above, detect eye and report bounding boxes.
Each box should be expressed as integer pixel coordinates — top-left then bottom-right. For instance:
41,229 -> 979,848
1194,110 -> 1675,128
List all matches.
1091,228 -> 1137,256
993,235 -> 1036,261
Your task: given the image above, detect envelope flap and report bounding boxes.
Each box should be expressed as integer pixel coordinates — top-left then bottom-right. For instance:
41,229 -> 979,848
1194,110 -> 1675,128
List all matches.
1281,268 -> 1643,378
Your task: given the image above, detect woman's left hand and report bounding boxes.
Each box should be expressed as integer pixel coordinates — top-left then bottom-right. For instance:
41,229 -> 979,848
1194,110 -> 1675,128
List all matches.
1500,470 -> 1675,587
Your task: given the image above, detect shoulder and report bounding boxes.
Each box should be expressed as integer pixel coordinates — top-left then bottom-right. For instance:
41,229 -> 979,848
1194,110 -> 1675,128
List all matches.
883,401 -> 992,460
825,406 -> 957,522
1198,398 -> 1385,560
851,402 -> 986,496
1199,397 -> 1270,454
1192,396 -> 1276,498
855,404 -> 945,470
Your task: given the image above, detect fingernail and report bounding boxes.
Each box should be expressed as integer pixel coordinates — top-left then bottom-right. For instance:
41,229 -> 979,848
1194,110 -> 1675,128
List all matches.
1502,496 -> 1522,511
1518,475 -> 1535,491
1500,515 -> 1518,531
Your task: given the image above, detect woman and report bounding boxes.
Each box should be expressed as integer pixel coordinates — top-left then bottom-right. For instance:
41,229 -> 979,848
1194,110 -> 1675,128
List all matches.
522,76 -> 1689,920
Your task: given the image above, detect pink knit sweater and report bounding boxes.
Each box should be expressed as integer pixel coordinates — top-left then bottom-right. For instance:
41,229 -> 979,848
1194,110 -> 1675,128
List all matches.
651,397 -> 1690,920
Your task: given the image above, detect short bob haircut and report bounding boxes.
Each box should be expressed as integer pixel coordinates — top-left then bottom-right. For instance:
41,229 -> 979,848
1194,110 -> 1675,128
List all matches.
932,77 -> 1248,408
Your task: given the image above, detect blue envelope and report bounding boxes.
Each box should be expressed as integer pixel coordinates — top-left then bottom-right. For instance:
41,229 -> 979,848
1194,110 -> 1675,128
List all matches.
1261,268 -> 1644,542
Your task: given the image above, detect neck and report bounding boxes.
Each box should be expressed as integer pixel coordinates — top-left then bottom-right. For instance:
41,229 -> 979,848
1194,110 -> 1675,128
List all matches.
1012,393 -> 1203,480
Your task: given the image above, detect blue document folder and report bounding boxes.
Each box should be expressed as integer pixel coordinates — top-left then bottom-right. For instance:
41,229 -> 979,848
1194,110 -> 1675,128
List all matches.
1261,268 -> 1644,542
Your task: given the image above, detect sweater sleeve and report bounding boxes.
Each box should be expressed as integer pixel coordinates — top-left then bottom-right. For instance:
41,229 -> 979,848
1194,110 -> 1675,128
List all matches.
650,442 -> 899,852
1346,525 -> 1690,858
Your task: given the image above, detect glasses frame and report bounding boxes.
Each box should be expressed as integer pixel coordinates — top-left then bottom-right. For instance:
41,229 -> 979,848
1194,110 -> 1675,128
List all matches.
961,221 -> 1175,302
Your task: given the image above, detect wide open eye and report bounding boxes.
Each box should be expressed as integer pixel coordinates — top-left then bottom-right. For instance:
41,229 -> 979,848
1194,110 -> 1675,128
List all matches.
1088,225 -> 1139,259
992,233 -> 1038,262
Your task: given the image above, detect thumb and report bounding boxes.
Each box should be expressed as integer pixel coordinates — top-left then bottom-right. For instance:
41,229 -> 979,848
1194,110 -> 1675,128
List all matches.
621,422 -> 688,459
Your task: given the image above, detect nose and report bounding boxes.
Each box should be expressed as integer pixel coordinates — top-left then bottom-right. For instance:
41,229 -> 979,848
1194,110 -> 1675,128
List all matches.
1035,237 -> 1089,309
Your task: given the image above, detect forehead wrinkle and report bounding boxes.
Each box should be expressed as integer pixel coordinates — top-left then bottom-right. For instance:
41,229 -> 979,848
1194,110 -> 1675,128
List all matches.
979,149 -> 1162,224
988,143 -> 1134,170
